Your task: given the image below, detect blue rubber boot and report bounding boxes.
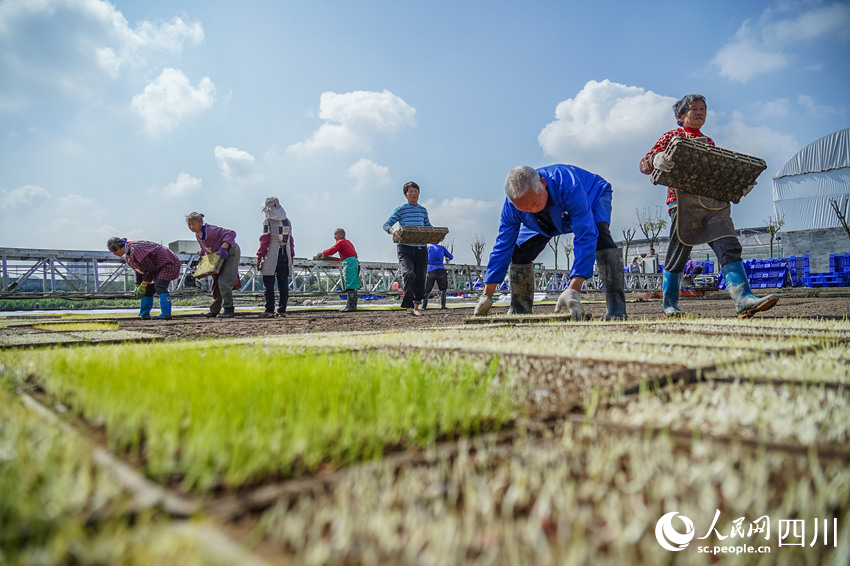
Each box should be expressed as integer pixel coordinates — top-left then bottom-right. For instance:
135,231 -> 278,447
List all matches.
662,271 -> 684,317
721,262 -> 778,318
155,293 -> 172,320
139,295 -> 153,319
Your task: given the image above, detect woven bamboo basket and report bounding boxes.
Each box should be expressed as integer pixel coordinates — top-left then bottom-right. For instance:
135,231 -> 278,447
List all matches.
650,137 -> 767,202
192,253 -> 223,279
392,226 -> 449,244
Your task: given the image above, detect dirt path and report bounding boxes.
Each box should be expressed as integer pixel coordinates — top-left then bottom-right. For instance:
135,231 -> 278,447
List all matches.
115,293 -> 850,341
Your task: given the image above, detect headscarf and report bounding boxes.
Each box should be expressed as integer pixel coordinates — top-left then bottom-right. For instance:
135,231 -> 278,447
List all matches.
262,197 -> 287,221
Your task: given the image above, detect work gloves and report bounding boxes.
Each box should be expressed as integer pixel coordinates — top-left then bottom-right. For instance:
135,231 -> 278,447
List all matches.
554,288 -> 586,321
653,153 -> 675,172
134,283 -> 148,298
473,295 -> 493,316
217,247 -> 228,261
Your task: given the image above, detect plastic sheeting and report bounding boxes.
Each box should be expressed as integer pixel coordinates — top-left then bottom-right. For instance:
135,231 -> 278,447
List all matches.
772,128 -> 850,231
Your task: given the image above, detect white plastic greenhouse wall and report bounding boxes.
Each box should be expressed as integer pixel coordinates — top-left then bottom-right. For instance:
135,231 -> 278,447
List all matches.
772,127 -> 850,232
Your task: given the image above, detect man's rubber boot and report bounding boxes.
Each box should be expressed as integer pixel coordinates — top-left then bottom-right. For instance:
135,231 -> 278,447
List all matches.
203,298 -> 222,318
721,261 -> 779,318
139,295 -> 153,320
662,271 -> 685,317
155,293 -> 172,320
596,248 -> 628,321
421,294 -> 429,310
507,263 -> 535,315
440,290 -> 447,309
341,290 -> 358,312
217,307 -> 235,319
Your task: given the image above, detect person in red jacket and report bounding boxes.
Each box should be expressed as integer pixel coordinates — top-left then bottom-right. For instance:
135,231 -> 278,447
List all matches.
315,228 -> 361,312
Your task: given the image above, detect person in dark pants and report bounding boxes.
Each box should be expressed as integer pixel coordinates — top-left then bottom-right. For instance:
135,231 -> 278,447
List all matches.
422,240 -> 453,309
108,238 -> 181,320
187,212 -> 241,318
640,93 -> 777,318
256,197 -> 294,318
474,165 -> 627,321
383,181 -> 432,316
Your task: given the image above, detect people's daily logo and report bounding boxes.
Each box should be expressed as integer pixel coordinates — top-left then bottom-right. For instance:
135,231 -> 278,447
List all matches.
655,512 -> 695,551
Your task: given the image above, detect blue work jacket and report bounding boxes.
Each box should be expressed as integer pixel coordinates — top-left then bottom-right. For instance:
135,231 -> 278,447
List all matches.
484,164 -> 612,283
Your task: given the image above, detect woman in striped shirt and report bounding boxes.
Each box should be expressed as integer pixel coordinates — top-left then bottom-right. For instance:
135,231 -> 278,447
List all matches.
383,181 -> 432,316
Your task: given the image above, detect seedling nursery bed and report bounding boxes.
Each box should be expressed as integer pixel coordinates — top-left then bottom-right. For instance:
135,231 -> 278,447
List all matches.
1,314 -> 848,565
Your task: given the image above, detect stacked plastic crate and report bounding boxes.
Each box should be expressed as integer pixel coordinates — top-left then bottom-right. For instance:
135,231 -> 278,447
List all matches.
719,258 -> 789,290
805,253 -> 850,287
785,255 -> 810,287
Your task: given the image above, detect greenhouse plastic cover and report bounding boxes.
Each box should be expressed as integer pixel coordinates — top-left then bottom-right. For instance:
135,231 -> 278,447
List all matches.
773,128 -> 850,231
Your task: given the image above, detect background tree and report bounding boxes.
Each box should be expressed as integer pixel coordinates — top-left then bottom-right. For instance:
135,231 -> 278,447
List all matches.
830,198 -> 850,243
621,226 -> 637,265
546,235 -> 562,270
636,207 -> 668,252
469,234 -> 487,266
561,234 -> 574,271
764,214 -> 785,258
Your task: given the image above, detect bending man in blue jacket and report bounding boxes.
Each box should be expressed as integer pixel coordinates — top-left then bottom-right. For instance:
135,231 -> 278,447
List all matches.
474,165 -> 627,321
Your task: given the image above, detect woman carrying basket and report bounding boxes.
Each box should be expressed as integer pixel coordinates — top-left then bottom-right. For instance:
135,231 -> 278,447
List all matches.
639,94 -> 778,318
186,212 -> 241,319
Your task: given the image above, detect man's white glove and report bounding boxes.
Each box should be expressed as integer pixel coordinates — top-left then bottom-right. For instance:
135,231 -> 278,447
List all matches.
554,288 -> 585,321
474,295 -> 493,316
653,152 -> 675,172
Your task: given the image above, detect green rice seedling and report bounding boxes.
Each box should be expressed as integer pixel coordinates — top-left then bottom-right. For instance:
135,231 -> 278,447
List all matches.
0,385 -> 249,565
33,322 -> 120,332
4,343 -> 518,492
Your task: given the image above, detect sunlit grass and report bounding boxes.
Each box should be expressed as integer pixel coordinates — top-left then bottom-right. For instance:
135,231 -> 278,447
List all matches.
3,342 -> 518,492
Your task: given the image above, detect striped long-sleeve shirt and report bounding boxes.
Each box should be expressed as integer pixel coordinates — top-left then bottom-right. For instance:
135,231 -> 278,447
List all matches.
383,203 -> 432,246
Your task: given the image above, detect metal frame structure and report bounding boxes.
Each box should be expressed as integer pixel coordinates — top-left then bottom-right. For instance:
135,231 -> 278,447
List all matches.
0,247 -> 661,300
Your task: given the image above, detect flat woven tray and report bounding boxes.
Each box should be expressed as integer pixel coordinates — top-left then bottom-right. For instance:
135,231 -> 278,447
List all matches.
392,226 -> 449,244
650,137 -> 766,202
192,253 -> 223,279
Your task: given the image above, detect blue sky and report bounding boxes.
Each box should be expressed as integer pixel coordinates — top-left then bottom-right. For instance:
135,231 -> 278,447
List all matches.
1,0 -> 848,265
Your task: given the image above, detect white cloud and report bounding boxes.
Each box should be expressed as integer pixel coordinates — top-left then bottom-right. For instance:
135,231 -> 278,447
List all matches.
214,146 -> 263,184
287,90 -> 416,153
537,80 -> 800,233
0,0 -> 204,109
0,184 -> 50,209
757,98 -> 792,119
797,94 -> 845,119
424,197 -> 501,233
57,193 -> 95,208
766,2 -> 850,42
345,159 -> 391,192
161,172 -> 202,199
712,3 -> 850,82
132,68 -> 215,137
712,39 -> 788,82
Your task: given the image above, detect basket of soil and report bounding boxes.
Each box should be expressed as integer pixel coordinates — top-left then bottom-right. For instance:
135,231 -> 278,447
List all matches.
192,253 -> 223,279
650,137 -> 767,202
392,226 -> 449,244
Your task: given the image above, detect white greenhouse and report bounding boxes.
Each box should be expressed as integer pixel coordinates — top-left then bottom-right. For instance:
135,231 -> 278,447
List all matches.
773,127 -> 850,231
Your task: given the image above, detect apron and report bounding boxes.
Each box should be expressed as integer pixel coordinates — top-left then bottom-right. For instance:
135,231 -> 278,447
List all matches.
674,136 -> 737,246
341,256 -> 361,290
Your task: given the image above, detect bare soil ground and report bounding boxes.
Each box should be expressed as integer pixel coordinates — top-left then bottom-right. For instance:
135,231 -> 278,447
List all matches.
115,291 -> 850,341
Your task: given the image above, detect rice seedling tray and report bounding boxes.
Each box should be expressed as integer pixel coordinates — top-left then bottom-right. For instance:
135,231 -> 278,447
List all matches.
192,253 -> 223,278
391,225 -> 449,244
650,136 -> 767,202
254,423 -> 849,565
